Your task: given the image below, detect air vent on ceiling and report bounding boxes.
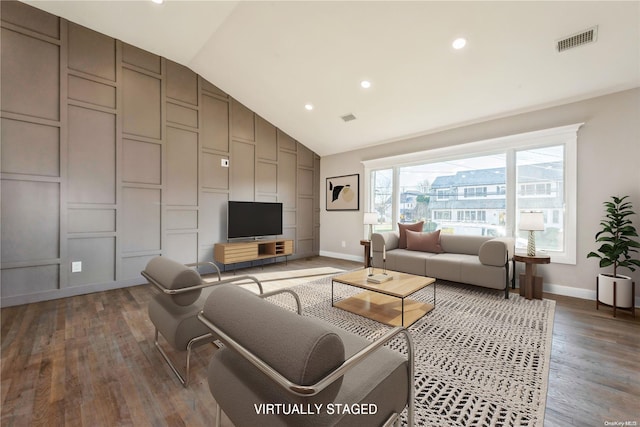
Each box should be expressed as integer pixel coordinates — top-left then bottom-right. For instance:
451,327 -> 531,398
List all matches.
556,26 -> 597,52
341,113 -> 357,122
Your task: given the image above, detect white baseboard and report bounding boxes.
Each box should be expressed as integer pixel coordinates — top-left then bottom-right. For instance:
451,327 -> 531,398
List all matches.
544,282 -> 640,308
319,250 -> 363,264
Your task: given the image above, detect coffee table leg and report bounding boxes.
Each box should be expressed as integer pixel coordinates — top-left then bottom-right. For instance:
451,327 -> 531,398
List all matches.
331,280 -> 334,307
401,298 -> 404,327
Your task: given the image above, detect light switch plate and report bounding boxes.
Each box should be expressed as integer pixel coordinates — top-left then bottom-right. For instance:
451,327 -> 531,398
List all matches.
221,158 -> 229,167
71,261 -> 82,273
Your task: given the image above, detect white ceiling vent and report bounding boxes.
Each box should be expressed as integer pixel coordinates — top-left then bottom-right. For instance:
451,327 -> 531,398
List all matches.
556,26 -> 598,52
341,113 -> 357,122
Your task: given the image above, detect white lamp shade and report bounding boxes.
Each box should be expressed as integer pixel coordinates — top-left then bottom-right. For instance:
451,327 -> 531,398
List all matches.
363,212 -> 378,225
519,211 -> 544,231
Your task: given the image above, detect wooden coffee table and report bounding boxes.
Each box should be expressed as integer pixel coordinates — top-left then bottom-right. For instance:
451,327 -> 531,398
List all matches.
331,268 -> 436,327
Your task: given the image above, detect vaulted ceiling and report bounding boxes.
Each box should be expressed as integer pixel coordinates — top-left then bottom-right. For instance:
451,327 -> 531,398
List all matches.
27,1 -> 640,156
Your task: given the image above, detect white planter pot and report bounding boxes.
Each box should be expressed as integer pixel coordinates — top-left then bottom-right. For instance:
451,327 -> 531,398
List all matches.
597,273 -> 634,308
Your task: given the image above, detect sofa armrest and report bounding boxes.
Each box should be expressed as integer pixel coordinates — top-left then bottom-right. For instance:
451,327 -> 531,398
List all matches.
479,238 -> 515,267
372,231 -> 400,252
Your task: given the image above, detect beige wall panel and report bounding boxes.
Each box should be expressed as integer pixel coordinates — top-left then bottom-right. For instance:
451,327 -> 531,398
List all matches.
202,153 -> 229,190
68,209 -> 115,233
1,28 -> 59,120
278,151 -> 297,209
1,118 -> 59,177
283,210 -> 296,227
68,75 -> 116,109
201,95 -> 229,152
256,195 -> 277,203
165,233 -> 198,264
1,265 -> 59,298
122,139 -> 161,185
297,239 -> 313,256
68,106 -> 116,204
201,78 -> 227,97
1,180 -> 59,263
166,60 -> 198,106
256,162 -> 277,194
166,210 -> 198,230
166,127 -> 198,206
256,116 -> 277,161
68,237 -> 115,287
1,1 -> 59,38
297,168 -> 313,197
68,23 -> 115,81
230,141 -> 255,201
277,129 -> 296,151
122,69 -> 161,139
297,197 -> 314,239
281,227 -> 296,243
121,255 -> 156,281
199,192 -> 227,246
231,99 -> 255,141
122,43 -> 160,74
122,187 -> 160,253
298,143 -> 314,168
166,102 -> 198,128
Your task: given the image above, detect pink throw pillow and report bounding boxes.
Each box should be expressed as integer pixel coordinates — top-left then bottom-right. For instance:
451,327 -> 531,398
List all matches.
406,229 -> 444,253
397,221 -> 424,249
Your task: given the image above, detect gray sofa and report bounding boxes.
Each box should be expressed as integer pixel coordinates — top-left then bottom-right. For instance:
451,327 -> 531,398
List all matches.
372,231 -> 514,298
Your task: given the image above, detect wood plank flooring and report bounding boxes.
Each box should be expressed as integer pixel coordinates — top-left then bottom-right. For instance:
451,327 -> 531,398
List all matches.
1,256 -> 638,426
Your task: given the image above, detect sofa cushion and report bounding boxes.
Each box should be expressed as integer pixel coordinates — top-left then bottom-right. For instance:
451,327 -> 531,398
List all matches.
439,234 -> 491,256
385,249 -> 434,276
397,221 -> 424,249
406,229 -> 444,253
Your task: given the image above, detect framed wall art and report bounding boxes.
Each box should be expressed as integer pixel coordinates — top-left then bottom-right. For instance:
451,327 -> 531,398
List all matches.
326,174 -> 359,211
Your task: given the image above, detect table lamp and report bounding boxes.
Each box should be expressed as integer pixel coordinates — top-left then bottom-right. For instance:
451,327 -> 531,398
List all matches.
363,212 -> 378,241
519,211 -> 544,256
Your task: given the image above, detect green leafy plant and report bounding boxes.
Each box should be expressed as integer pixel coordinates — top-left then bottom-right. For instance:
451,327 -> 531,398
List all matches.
587,195 -> 640,278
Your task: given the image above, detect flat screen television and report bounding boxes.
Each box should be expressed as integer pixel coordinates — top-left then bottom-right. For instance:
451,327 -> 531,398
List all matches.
227,201 -> 283,239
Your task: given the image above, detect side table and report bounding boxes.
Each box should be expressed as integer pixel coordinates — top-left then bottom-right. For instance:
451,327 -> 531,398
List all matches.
360,240 -> 371,268
513,253 -> 550,300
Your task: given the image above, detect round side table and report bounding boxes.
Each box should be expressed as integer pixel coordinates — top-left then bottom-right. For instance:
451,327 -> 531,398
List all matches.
513,253 -> 550,300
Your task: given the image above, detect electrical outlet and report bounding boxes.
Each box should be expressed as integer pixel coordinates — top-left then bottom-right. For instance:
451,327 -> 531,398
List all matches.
221,158 -> 229,167
341,241 -> 346,248
71,261 -> 82,273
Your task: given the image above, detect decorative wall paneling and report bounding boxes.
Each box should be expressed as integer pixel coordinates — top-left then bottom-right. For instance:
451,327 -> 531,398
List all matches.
0,1 -> 320,307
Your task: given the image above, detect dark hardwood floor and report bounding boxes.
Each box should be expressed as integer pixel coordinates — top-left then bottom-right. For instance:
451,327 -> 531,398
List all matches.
1,256 -> 638,426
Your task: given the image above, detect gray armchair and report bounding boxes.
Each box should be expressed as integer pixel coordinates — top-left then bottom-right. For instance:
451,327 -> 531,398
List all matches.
198,284 -> 415,427
141,256 -> 264,387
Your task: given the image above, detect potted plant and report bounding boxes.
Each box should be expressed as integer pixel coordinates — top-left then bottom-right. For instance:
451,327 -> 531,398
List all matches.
587,195 -> 640,313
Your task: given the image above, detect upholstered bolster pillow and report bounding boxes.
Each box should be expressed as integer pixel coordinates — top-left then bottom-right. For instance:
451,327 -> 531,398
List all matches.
478,240 -> 508,267
202,284 -> 345,390
372,232 -> 399,252
144,256 -> 202,306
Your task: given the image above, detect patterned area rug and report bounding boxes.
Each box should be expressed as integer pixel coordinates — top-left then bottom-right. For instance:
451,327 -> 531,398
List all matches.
270,275 -> 555,427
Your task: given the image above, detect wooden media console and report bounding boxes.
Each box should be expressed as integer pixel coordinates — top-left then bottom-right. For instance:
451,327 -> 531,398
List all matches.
214,239 -> 294,268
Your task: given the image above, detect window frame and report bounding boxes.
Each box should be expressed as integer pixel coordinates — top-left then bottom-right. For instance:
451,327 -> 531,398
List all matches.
362,123 -> 582,265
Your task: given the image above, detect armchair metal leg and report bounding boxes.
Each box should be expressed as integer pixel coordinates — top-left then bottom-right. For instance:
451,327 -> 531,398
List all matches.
154,328 -> 214,387
215,402 -> 222,427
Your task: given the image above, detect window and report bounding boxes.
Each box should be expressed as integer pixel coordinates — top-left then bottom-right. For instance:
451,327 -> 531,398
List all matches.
371,168 -> 393,232
363,123 -> 581,264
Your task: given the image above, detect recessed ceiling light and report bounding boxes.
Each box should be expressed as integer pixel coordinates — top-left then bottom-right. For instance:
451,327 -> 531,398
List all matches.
452,38 -> 467,49
360,80 -> 371,89
151,0 -> 164,4
304,104 -> 314,111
